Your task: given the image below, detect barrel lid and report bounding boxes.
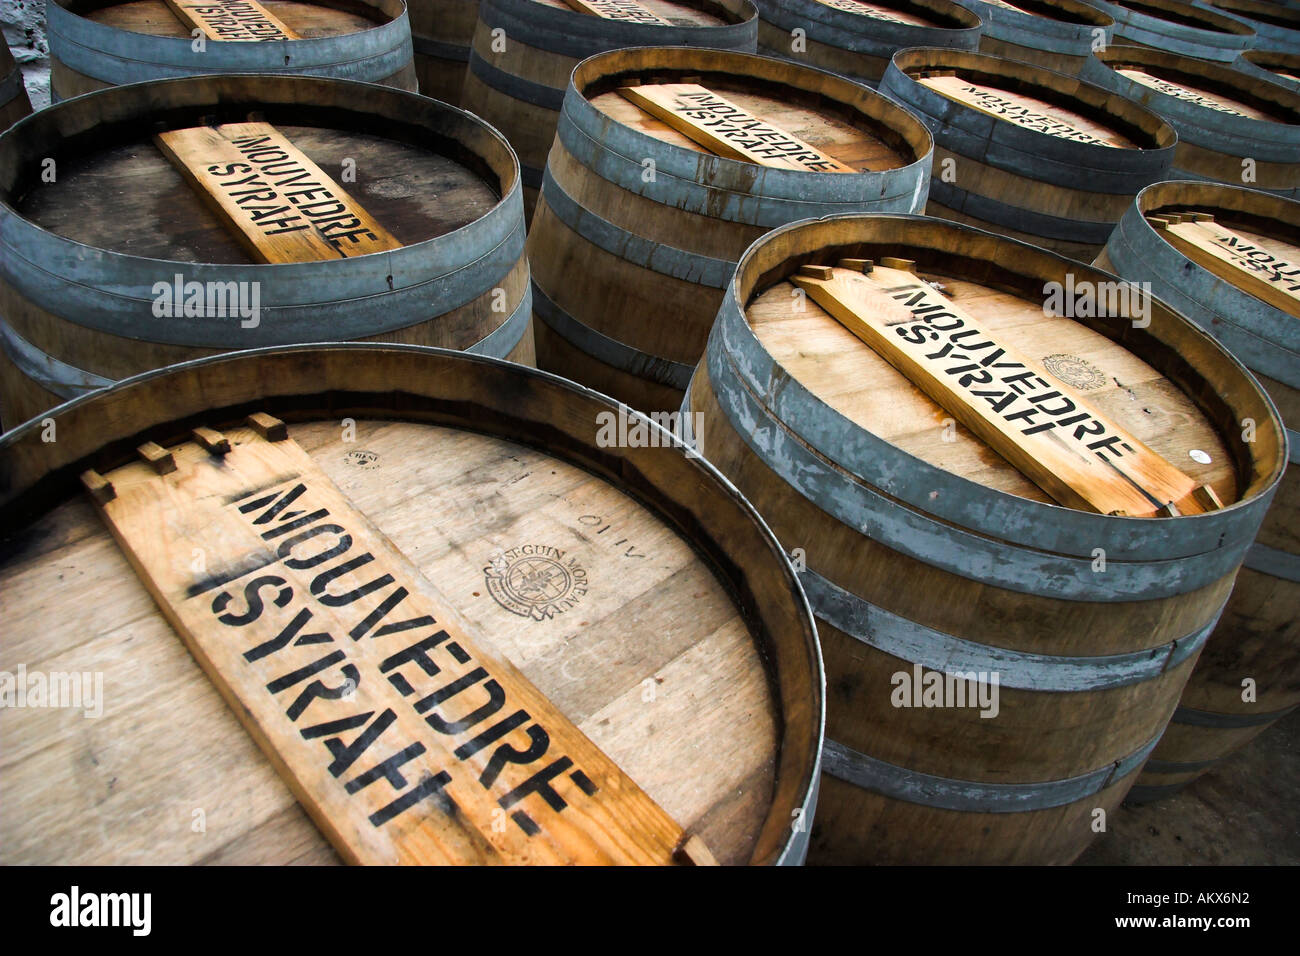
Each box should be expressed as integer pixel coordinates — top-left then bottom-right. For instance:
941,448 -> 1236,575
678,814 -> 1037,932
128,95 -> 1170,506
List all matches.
0,343 -> 824,866
53,0 -> 406,40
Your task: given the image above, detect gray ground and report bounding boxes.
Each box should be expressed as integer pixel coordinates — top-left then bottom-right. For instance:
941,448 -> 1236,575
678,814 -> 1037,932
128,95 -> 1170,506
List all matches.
1078,710 -> 1300,865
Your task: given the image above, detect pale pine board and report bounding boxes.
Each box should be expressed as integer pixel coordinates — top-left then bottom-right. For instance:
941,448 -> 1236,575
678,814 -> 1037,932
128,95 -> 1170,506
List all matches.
162,0 -> 299,40
616,84 -> 856,172
1116,68 -> 1274,121
88,426 -> 687,865
790,262 -> 1211,516
154,121 -> 402,262
1151,215 -> 1300,318
561,0 -> 672,24
919,74 -> 1136,148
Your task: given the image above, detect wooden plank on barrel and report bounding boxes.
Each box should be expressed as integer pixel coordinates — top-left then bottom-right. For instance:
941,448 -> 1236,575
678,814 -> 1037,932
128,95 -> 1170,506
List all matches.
154,121 -> 402,263
1114,69 -> 1271,120
810,0 -> 938,26
162,0 -> 300,40
791,262 -> 1211,517
87,422 -> 691,865
560,0 -> 674,25
917,75 -> 1134,147
616,84 -> 856,173
1153,216 -> 1300,317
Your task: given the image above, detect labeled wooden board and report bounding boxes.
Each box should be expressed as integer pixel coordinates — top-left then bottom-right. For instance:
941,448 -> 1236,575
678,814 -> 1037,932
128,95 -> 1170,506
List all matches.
154,122 -> 402,262
616,84 -> 856,173
1152,214 -> 1300,317
980,0 -> 1036,12
85,424 -> 691,865
1115,69 -> 1271,120
811,0 -> 938,26
918,74 -> 1134,147
163,0 -> 300,40
560,0 -> 673,24
790,262 -> 1213,517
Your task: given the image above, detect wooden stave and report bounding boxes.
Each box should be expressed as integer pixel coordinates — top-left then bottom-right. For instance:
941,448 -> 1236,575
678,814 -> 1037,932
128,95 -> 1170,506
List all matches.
1234,47 -> 1300,93
0,74 -> 534,429
1197,0 -> 1300,51
1088,0 -> 1257,62
754,0 -> 982,88
0,36 -> 32,134
955,0 -> 1116,75
1097,180 -> 1300,799
528,46 -> 933,414
0,341 -> 826,865
409,0 -> 479,104
1082,46 -> 1300,200
46,0 -> 418,99
682,212 -> 1286,864
881,47 -> 1178,258
460,0 -> 759,213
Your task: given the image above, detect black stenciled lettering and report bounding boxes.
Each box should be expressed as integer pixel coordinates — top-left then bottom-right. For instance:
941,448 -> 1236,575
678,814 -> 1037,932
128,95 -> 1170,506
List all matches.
285,662 -> 361,722
426,680 -> 507,736
479,724 -> 549,789
212,575 -> 291,626
309,553 -> 395,606
379,630 -> 452,695
243,606 -> 332,662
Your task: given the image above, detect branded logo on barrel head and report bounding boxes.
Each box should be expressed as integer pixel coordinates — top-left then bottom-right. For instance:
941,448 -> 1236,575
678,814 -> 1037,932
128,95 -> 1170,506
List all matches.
1042,354 -> 1107,391
343,449 -> 381,469
485,546 -> 588,621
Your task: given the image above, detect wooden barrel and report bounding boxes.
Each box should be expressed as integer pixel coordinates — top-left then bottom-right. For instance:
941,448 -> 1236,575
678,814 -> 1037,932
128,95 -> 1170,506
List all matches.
683,212 -> 1285,864
1087,0 -> 1256,62
1234,47 -> 1300,93
47,0 -> 418,100
1081,46 -> 1300,200
754,0 -> 981,89
528,46 -> 933,415
880,48 -> 1177,261
0,74 -> 533,430
955,0 -> 1115,76
409,0 -> 478,103
1198,0 -> 1300,51
0,343 -> 823,865
1096,181 -> 1300,801
1,37 -> 32,134
460,0 -> 758,215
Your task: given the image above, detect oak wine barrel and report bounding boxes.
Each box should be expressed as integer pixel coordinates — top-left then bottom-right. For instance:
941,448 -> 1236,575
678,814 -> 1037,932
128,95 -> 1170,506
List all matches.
1082,45 -> 1300,199
1087,0 -> 1257,62
1097,181 -> 1300,801
529,46 -> 933,414
955,0 -> 1115,75
754,0 -> 981,88
460,0 -> 758,215
0,343 -> 823,865
683,212 -> 1285,864
1,34 -> 32,132
1197,0 -> 1300,51
47,0 -> 418,99
1234,47 -> 1300,92
881,47 -> 1176,260
408,0 -> 478,103
0,75 -> 533,429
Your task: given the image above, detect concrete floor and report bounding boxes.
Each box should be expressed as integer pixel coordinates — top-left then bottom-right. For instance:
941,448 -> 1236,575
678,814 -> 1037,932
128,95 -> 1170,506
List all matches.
1078,710 -> 1300,865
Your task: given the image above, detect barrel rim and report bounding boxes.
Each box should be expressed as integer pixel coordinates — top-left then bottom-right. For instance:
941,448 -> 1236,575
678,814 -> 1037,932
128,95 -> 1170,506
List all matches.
478,0 -> 761,42
0,340 -> 827,868
1091,0 -> 1257,38
703,212 -> 1286,564
754,0 -> 983,40
884,46 -> 1179,170
2,71 -> 522,269
957,0 -> 1115,29
1106,179 -> 1300,386
52,0 -> 410,39
566,45 -> 936,197
1083,44 -> 1300,147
